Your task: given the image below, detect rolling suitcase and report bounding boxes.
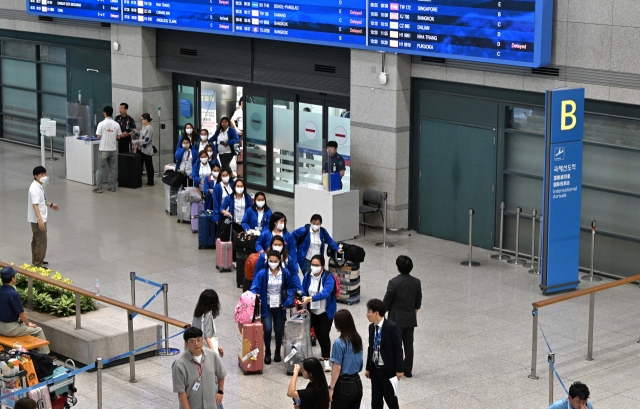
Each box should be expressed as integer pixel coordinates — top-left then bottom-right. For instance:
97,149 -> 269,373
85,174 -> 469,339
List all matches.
191,201 -> 204,233
216,239 -> 233,271
330,259 -> 361,306
117,153 -> 142,189
284,310 -> 311,375
236,253 -> 248,288
238,299 -> 264,375
165,184 -> 178,215
198,211 -> 217,249
176,189 -> 190,223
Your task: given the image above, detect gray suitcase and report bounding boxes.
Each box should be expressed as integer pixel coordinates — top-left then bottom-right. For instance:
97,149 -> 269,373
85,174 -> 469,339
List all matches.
284,310 -> 312,375
165,184 -> 178,215
176,189 -> 190,223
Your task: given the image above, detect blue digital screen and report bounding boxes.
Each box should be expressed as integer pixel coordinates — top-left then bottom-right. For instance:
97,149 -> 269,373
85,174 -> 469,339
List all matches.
27,0 -> 552,67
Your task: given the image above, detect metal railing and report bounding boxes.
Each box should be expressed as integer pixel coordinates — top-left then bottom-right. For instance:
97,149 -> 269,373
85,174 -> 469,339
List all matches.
529,273 -> 640,379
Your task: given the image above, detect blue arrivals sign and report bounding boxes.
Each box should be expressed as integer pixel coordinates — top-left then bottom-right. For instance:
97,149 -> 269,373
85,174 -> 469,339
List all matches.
540,88 -> 585,295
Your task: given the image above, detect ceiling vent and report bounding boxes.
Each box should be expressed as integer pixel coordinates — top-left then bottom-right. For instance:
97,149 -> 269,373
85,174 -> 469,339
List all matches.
314,64 -> 336,74
180,48 -> 198,57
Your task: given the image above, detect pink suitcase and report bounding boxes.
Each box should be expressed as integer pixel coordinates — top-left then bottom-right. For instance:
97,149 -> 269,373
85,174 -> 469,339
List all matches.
216,238 -> 233,271
191,201 -> 204,233
238,299 -> 264,375
27,385 -> 52,409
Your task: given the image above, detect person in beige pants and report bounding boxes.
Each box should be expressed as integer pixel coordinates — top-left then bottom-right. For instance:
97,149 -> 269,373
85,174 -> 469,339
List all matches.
28,166 -> 59,267
0,267 -> 50,354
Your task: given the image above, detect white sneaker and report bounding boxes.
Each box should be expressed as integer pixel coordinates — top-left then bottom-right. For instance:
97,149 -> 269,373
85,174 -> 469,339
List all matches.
233,262 -> 237,268
323,358 -> 331,372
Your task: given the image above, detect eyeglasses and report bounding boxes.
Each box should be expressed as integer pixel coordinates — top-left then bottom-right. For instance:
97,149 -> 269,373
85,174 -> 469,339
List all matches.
187,338 -> 204,346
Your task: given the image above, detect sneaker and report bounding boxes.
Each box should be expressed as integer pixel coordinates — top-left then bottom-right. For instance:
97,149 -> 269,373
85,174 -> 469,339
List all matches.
232,262 -> 237,268
93,188 -> 103,193
108,187 -> 116,192
323,358 -> 331,372
42,261 -> 49,265
264,354 -> 272,365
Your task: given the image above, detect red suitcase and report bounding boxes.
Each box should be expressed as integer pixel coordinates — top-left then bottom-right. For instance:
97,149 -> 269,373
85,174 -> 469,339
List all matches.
216,238 -> 233,271
238,299 -> 264,375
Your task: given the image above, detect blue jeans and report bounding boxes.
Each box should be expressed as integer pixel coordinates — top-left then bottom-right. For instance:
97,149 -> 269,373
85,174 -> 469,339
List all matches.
262,307 -> 285,354
96,150 -> 118,190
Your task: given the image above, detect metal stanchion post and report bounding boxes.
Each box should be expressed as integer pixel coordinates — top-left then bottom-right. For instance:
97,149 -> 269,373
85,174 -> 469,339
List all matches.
375,192 -> 394,248
548,352 -> 555,406
158,283 -> 180,355
529,307 -> 539,379
529,215 -> 542,275
587,293 -> 595,361
460,209 -> 480,267
96,358 -> 103,409
508,207 -> 525,265
75,293 -> 82,329
129,272 -> 136,383
581,221 -> 602,282
524,210 -> 538,269
491,202 -> 511,260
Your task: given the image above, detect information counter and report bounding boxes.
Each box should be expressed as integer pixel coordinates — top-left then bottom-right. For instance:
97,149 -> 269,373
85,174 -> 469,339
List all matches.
65,136 -> 110,185
294,184 -> 359,242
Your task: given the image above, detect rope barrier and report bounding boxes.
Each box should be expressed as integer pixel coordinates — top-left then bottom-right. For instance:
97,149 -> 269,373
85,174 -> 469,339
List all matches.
548,356 -> 570,395
131,287 -> 164,319
0,329 -> 186,402
533,309 -> 570,396
133,275 -> 164,289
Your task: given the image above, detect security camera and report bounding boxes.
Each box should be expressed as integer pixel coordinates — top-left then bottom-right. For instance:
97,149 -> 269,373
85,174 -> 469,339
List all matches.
379,72 -> 388,85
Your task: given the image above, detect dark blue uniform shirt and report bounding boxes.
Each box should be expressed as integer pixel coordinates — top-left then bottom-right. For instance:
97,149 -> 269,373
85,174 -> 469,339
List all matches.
0,285 -> 24,322
323,153 -> 346,174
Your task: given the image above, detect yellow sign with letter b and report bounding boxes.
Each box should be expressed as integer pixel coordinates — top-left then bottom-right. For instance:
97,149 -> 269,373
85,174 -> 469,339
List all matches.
560,100 -> 576,131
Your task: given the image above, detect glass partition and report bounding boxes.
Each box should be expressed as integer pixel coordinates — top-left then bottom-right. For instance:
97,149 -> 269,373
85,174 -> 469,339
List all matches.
327,106 -> 351,191
245,95 -> 268,186
272,98 -> 295,192
297,139 -> 325,189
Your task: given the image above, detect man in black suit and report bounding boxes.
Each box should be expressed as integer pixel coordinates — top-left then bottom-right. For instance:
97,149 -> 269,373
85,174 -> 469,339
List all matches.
365,298 -> 404,409
383,255 -> 422,378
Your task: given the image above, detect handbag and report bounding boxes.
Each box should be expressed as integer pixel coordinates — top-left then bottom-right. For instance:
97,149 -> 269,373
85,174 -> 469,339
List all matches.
162,169 -> 183,187
201,314 -> 219,354
152,144 -> 158,154
327,243 -> 366,266
184,187 -> 202,203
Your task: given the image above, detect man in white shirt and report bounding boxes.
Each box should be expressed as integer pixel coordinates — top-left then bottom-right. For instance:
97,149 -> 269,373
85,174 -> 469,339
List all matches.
28,166 -> 59,267
231,97 -> 243,136
94,106 -> 123,193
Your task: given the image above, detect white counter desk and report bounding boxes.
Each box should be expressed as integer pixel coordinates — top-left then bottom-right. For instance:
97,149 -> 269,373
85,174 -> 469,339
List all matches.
294,184 -> 359,242
65,136 -> 110,185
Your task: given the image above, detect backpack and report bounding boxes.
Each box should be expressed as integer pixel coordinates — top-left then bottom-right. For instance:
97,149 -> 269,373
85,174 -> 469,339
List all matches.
234,291 -> 258,324
296,225 -> 310,247
315,271 -> 340,299
327,243 -> 366,266
245,253 -> 260,280
25,350 -> 54,380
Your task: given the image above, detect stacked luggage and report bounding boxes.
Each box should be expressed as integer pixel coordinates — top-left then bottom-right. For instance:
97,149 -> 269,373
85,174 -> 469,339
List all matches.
234,232 -> 258,288
328,259 -> 361,305
162,164 -> 180,216
235,292 -> 264,375
284,309 -> 312,375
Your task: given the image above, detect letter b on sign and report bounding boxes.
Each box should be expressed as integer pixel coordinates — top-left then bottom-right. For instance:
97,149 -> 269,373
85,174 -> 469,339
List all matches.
561,100 -> 576,130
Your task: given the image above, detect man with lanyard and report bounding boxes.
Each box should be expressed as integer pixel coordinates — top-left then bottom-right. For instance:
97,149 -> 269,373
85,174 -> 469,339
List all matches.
364,298 -> 403,409
0,266 -> 52,355
115,102 -> 136,153
323,141 -> 346,190
172,327 -> 226,409
28,166 -> 59,267
548,382 -> 593,409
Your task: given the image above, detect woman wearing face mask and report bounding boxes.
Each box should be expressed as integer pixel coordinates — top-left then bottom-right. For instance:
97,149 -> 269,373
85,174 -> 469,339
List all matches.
255,212 -> 297,265
287,358 -> 330,409
175,123 -> 196,151
209,117 -> 239,172
250,250 -> 297,364
253,235 -> 302,292
301,255 -> 337,372
220,178 -> 252,265
203,163 -> 221,211
174,137 -> 198,188
213,168 -> 235,225
241,192 -> 272,232
196,129 -> 211,154
191,148 -> 220,191
293,214 -> 342,274
328,310 -> 363,409
130,113 -> 155,187
204,144 -> 218,165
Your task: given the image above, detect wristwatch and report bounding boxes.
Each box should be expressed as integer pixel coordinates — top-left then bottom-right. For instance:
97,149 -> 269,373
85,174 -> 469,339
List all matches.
217,390 -> 224,395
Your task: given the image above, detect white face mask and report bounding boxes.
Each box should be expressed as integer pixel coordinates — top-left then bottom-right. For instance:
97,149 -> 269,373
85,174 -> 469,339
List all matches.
182,144 -> 190,150
222,176 -> 230,183
207,151 -> 213,158
256,200 -> 265,208
311,224 -> 320,232
200,157 -> 208,164
186,128 -> 193,135
268,262 -> 280,270
236,187 -> 244,194
276,222 -> 285,231
272,245 -> 283,253
200,134 -> 208,141
39,176 -> 49,184
212,171 -> 220,178
311,266 -> 322,275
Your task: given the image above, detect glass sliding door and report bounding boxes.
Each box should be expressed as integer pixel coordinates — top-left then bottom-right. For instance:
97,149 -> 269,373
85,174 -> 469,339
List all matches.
327,105 -> 351,191
245,94 -> 268,187
297,101 -> 324,186
272,95 -> 295,192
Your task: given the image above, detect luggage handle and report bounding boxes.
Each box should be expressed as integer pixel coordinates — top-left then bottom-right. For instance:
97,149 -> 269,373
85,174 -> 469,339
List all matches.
65,359 -> 76,370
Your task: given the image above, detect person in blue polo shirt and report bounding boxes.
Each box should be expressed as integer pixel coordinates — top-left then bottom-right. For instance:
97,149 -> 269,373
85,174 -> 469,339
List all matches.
292,214 -> 341,273
548,382 -> 593,409
0,266 -> 51,354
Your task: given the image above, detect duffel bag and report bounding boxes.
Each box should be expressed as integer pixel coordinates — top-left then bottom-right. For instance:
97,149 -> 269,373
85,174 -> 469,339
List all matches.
162,169 -> 183,187
327,243 -> 366,265
184,187 -> 202,203
234,232 -> 257,253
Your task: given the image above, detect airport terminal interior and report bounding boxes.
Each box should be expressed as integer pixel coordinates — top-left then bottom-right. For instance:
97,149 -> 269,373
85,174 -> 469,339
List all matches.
1,140 -> 640,409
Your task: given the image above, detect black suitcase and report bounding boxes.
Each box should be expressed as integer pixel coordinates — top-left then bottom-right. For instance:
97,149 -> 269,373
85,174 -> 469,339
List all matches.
235,232 -> 257,253
243,277 -> 253,292
236,253 -> 249,288
118,153 -> 142,188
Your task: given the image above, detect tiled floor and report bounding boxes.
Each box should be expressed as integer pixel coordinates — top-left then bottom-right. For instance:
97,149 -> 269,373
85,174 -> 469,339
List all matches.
1,141 -> 640,408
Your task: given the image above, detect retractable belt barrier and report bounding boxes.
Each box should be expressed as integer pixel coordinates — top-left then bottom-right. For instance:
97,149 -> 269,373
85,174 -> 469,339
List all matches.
531,309 -> 569,405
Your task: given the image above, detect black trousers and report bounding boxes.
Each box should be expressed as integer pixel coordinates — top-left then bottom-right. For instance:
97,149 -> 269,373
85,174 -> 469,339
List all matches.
331,375 -> 362,409
139,152 -> 154,185
310,311 -> 333,358
219,153 -> 234,172
401,327 -> 414,373
370,367 -> 399,409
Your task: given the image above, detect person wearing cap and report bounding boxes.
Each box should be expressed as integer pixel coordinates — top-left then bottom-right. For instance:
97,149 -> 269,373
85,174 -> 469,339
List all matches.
172,326 -> 226,409
28,166 -> 59,267
0,266 -> 51,354
322,141 -> 346,190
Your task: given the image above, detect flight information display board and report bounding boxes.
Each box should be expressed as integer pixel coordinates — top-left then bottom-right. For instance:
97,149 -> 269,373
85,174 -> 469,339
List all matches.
27,0 -> 552,67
